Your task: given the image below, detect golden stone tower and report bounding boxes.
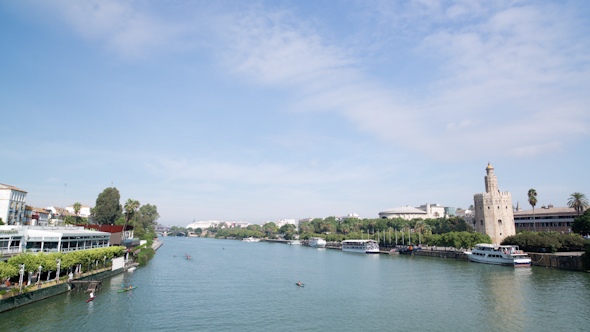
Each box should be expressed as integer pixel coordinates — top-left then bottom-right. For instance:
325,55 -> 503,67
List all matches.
473,163 -> 515,244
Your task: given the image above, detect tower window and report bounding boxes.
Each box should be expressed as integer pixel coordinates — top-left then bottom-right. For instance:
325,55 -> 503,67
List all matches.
480,220 -> 483,225
487,207 -> 490,209
498,219 -> 502,224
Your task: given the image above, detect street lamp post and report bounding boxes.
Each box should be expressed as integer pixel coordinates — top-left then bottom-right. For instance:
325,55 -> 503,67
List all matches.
18,264 -> 24,292
56,259 -> 61,284
38,266 -> 43,288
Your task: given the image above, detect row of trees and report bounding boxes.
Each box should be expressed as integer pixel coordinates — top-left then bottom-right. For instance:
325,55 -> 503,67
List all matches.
91,187 -> 160,240
294,216 -> 473,237
0,246 -> 124,285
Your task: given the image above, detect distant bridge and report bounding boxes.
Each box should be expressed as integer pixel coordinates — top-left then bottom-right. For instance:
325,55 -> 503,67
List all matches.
156,231 -> 187,237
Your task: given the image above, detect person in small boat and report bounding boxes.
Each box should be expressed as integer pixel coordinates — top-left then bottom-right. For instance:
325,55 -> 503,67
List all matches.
90,291 -> 94,298
297,281 -> 302,286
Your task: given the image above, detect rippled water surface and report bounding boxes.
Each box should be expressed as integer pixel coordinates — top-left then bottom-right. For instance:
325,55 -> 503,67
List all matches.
2,237 -> 589,331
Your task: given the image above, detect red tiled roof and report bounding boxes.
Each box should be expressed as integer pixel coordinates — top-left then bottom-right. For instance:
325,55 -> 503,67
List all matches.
79,225 -> 134,233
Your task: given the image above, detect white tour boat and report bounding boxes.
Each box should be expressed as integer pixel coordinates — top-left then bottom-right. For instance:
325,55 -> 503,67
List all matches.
242,237 -> 261,242
341,239 -> 380,253
307,237 -> 327,248
288,240 -> 301,245
464,243 -> 531,267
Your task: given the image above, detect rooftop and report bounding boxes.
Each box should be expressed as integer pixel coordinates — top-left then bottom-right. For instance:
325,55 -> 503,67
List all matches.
0,183 -> 27,193
379,206 -> 427,214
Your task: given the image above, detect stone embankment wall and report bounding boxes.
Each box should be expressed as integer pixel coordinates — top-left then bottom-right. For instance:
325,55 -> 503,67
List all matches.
152,240 -> 164,251
527,253 -> 583,271
0,268 -> 124,313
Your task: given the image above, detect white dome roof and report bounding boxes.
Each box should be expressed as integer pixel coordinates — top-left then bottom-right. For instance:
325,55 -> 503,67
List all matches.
379,206 -> 426,214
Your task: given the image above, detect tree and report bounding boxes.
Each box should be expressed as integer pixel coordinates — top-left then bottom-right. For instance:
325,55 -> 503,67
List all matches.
94,187 -> 123,225
136,204 -> 159,238
568,192 -> 589,217
263,222 -> 277,234
572,209 -> 590,235
528,189 -> 538,232
279,224 -> 296,234
89,207 -> 95,224
73,202 -> 81,217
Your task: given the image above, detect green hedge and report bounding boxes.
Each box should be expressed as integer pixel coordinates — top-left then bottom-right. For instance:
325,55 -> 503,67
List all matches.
501,232 -> 589,252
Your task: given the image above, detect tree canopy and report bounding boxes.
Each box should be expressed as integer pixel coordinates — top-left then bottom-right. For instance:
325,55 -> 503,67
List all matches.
572,209 -> 590,236
568,192 -> 589,217
94,187 -> 123,225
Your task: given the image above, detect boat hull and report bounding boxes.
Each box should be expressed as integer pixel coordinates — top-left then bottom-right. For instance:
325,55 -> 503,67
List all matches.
342,248 -> 380,254
465,253 -> 531,267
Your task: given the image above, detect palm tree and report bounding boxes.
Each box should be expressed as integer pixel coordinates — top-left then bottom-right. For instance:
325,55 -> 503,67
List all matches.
73,202 -> 81,217
132,200 -> 140,235
568,192 -> 589,217
124,199 -> 136,223
528,189 -> 538,232
123,199 -> 140,239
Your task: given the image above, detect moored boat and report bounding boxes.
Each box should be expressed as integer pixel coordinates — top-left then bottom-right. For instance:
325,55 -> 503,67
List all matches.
464,243 -> 531,267
341,239 -> 380,253
242,237 -> 261,242
288,240 -> 301,245
308,237 -> 326,248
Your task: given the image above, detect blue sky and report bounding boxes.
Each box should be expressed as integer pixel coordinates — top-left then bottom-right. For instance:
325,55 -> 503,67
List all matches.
1,0 -> 588,226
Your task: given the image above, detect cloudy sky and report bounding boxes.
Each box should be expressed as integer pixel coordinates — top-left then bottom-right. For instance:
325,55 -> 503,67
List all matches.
1,0 -> 588,226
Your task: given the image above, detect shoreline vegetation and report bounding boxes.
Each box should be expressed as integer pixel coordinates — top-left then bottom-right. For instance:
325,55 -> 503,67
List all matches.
175,215 -> 589,253
0,246 -> 125,298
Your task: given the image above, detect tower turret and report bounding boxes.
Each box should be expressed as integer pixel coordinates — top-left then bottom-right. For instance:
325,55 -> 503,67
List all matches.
485,163 -> 498,193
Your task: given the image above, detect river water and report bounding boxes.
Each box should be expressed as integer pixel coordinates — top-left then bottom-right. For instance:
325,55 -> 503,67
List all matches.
1,237 -> 589,331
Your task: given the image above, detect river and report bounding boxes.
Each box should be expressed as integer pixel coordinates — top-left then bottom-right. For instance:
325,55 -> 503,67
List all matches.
1,237 -> 589,331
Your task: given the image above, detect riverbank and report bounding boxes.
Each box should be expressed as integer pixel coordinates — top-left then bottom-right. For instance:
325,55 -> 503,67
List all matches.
0,239 -> 164,313
396,247 -> 585,271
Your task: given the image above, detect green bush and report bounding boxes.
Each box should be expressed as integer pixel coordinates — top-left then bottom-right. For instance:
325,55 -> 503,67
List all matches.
0,290 -> 6,295
135,248 -> 155,266
502,232 -> 589,252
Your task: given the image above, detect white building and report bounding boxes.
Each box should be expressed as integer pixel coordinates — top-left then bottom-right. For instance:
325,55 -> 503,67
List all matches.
276,219 -> 297,229
378,206 -> 428,220
416,203 -> 450,218
456,209 -> 474,223
65,204 -> 91,218
186,220 -> 222,230
232,221 -> 251,228
379,203 -> 453,220
0,184 -> 28,225
0,225 -> 111,261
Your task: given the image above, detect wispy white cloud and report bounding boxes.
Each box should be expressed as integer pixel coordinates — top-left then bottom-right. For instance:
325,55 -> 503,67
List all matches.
224,1 -> 590,158
35,0 -> 590,158
38,0 -> 187,59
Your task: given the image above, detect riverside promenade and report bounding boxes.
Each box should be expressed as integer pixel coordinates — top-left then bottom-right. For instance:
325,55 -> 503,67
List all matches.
0,239 -> 164,313
0,266 -> 125,313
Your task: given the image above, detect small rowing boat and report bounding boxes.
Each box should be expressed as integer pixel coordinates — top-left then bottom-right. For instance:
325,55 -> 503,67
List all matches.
86,296 -> 97,302
295,283 -> 304,287
118,287 -> 137,293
